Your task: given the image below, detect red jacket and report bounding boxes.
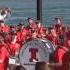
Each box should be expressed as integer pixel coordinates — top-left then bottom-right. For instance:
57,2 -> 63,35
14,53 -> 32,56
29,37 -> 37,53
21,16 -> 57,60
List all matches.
37,27 -> 46,38
1,25 -> 10,33
9,42 -> 20,56
0,44 -> 9,70
22,28 -> 31,41
4,34 -> 11,44
47,34 -> 59,46
54,46 -> 70,70
17,31 -> 22,44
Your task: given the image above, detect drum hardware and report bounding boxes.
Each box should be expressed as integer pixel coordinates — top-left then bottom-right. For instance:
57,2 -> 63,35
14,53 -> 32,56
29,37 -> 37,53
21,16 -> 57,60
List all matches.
9,55 -> 20,65
8,55 -> 21,70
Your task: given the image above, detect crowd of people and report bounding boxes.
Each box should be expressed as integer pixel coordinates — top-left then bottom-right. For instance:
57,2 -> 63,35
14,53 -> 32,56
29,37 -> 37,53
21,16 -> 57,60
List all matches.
0,17 -> 70,70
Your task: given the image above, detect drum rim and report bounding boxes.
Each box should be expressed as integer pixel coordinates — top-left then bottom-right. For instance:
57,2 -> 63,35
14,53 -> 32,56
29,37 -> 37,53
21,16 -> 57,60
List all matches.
19,38 -> 55,65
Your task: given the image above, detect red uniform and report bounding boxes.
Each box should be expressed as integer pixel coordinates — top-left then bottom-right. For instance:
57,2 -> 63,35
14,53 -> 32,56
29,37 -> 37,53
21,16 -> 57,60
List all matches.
17,31 -> 22,45
1,25 -> 10,33
9,42 -> 20,56
47,33 -> 59,46
0,44 -> 9,70
54,46 -> 70,70
37,26 -> 46,38
22,28 -> 31,41
4,33 -> 11,44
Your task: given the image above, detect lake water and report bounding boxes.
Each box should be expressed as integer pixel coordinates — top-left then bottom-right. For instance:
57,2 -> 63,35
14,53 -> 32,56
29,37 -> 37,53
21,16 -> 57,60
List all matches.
0,0 -> 70,27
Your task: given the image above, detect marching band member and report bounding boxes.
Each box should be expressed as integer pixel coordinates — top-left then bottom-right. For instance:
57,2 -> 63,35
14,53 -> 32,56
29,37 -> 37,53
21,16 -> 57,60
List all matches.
27,18 -> 38,32
0,7 -> 11,33
47,28 -> 59,48
54,43 -> 70,70
21,26 -> 32,42
37,21 -> 47,38
16,23 -> 25,45
54,17 -> 63,34
9,33 -> 20,56
0,36 -> 9,70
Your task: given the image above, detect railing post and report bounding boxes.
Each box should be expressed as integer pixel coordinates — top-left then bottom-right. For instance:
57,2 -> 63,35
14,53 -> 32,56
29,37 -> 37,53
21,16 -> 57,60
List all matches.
37,0 -> 42,22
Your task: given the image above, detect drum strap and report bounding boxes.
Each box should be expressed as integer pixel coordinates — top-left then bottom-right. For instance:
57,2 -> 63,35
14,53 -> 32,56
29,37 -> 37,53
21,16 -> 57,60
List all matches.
5,44 -> 12,55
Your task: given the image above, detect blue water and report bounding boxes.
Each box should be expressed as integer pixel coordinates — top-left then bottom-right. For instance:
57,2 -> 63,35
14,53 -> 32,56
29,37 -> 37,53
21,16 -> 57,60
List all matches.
0,0 -> 70,27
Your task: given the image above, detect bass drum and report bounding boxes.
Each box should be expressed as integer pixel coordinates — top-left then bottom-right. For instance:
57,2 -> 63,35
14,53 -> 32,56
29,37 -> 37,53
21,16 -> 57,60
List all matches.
19,38 -> 55,70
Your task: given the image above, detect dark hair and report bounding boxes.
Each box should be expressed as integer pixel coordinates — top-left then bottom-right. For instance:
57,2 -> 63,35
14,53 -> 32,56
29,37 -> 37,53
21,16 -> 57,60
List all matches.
35,62 -> 49,70
0,20 -> 4,23
55,17 -> 61,21
27,17 -> 33,22
15,65 -> 26,70
18,22 -> 24,26
27,17 -> 31,21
